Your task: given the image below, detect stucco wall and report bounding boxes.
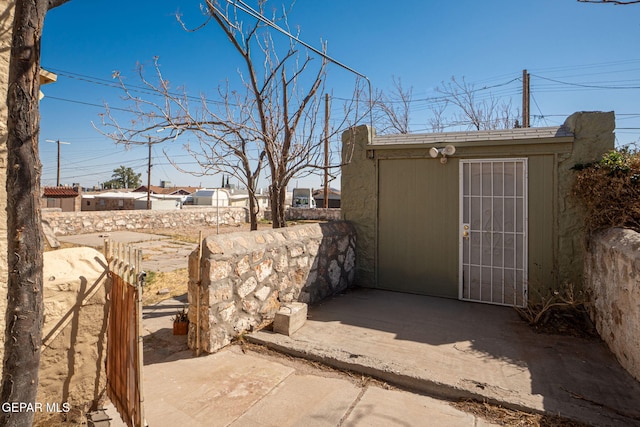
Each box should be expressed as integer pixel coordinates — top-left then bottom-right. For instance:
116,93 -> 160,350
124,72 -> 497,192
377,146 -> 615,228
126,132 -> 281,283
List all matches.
341,113 -> 614,300
559,112 -> 615,288
340,125 -> 377,287
188,222 -> 356,353
585,228 -> 640,382
42,207 -> 249,236
36,247 -> 109,424
0,0 -> 15,368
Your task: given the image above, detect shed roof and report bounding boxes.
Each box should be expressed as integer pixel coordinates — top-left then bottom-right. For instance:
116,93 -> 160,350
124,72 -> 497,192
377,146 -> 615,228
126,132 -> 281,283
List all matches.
43,187 -> 78,198
373,126 -> 573,146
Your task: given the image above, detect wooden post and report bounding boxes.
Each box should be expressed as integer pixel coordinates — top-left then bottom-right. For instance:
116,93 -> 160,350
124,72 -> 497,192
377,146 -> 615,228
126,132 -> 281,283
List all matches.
136,249 -> 145,427
522,69 -> 530,128
195,231 -> 203,356
324,93 -> 330,208
147,138 -> 152,210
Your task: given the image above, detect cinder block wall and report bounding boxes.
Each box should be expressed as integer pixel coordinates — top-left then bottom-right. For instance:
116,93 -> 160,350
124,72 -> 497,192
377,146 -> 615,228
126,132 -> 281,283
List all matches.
585,228 -> 640,382
188,222 -> 356,353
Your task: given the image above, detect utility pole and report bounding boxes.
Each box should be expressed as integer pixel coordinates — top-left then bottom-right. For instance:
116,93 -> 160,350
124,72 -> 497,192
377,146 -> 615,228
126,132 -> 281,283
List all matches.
522,69 -> 530,128
45,139 -> 70,186
147,137 -> 152,210
323,93 -> 330,209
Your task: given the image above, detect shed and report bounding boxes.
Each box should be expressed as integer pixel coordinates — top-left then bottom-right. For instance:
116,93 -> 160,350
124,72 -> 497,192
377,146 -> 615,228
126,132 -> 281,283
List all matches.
191,188 -> 230,206
42,186 -> 81,212
313,187 -> 341,208
341,112 -> 614,307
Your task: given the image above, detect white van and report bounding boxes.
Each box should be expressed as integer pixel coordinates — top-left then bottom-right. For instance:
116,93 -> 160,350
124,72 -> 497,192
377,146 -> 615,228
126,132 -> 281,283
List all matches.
292,188 -> 316,208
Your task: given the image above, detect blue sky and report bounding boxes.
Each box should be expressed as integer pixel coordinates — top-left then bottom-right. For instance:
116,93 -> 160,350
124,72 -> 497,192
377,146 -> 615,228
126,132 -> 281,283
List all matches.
39,0 -> 640,189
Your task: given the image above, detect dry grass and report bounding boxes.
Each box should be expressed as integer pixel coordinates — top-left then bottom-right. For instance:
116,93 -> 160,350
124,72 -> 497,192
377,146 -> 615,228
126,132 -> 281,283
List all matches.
572,147 -> 640,233
141,268 -> 189,306
452,400 -> 590,427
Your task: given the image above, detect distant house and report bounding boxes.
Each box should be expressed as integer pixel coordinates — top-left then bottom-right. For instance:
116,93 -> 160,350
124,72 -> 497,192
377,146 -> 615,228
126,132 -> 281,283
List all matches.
82,191 -> 182,211
313,187 -> 341,208
42,186 -> 81,212
228,189 -> 269,210
190,188 -> 230,206
82,191 -> 140,211
133,183 -> 199,197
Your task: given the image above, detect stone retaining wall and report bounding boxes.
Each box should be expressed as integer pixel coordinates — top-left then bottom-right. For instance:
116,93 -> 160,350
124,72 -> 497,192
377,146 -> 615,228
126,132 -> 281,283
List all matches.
585,228 -> 640,382
42,207 -> 249,236
287,207 -> 341,221
263,207 -> 341,222
188,221 -> 356,353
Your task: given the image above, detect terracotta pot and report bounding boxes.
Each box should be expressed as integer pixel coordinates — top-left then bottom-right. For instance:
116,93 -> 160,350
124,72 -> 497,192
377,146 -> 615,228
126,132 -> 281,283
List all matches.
173,321 -> 188,335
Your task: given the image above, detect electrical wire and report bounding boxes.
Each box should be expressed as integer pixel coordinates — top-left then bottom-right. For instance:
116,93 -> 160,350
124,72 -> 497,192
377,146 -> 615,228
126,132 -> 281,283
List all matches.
531,74 -> 640,90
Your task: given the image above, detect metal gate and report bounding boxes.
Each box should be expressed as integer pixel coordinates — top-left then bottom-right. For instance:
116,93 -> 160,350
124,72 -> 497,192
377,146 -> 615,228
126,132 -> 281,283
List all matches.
459,159 -> 528,307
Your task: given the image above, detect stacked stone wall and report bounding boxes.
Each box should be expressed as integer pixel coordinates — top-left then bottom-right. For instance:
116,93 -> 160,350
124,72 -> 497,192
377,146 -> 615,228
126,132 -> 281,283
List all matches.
264,207 -> 341,222
585,228 -> 640,382
188,221 -> 356,353
42,207 -> 249,235
287,207 -> 341,221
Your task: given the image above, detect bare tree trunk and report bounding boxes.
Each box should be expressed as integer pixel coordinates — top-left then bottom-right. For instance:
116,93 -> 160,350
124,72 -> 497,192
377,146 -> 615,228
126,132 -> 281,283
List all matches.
269,185 -> 287,229
1,1 -> 62,425
247,190 -> 258,231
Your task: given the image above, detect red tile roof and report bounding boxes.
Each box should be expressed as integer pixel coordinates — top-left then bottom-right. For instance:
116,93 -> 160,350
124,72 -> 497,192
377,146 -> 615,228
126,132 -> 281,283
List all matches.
43,187 -> 79,198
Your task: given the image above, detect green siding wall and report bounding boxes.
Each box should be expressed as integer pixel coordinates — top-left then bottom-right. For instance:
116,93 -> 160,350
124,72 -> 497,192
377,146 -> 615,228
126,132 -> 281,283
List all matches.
526,155 -> 556,295
378,158 -> 459,297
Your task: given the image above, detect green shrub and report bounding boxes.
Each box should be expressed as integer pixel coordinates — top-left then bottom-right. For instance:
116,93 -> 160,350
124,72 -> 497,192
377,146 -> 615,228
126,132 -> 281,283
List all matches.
572,146 -> 640,233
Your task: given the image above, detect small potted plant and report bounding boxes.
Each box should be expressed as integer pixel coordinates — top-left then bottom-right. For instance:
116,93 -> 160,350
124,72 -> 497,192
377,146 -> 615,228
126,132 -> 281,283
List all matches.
172,306 -> 189,335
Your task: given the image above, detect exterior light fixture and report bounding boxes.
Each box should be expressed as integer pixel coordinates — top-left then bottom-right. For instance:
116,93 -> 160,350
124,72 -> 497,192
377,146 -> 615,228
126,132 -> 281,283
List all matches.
429,145 -> 456,164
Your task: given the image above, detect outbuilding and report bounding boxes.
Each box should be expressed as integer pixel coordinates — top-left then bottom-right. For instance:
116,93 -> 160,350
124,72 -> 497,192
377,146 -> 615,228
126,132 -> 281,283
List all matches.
341,112 -> 614,307
190,188 -> 230,206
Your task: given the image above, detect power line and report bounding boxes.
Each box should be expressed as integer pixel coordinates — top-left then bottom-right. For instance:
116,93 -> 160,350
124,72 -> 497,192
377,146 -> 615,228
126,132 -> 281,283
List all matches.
532,74 -> 640,90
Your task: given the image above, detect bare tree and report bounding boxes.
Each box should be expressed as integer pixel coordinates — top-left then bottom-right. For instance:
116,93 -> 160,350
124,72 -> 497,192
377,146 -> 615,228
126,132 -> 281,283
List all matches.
375,76 -> 413,134
2,1 -> 70,426
98,58 -> 268,229
428,101 -> 449,133
436,76 -> 519,131
205,0 -> 330,228
100,1 -> 334,229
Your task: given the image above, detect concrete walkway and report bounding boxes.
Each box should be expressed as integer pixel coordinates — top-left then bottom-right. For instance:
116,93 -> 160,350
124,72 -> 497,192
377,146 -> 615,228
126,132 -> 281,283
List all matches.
249,288 -> 640,427
103,288 -> 640,426
57,231 -> 196,272
105,294 -> 501,427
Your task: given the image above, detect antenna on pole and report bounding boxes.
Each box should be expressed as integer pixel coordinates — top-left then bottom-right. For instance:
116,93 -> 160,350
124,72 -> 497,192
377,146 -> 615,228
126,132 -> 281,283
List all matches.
46,139 -> 71,186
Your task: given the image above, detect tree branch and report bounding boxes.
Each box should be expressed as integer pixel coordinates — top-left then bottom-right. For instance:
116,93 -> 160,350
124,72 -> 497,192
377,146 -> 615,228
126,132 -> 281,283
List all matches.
577,0 -> 640,3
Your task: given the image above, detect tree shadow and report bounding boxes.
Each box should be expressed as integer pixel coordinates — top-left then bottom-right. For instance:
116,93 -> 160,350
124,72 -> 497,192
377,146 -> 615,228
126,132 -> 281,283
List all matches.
41,255 -> 110,415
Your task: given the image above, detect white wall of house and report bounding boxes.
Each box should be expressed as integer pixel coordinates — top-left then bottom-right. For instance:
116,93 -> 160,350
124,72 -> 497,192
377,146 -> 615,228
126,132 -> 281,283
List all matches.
134,198 -> 181,210
192,188 -> 230,206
